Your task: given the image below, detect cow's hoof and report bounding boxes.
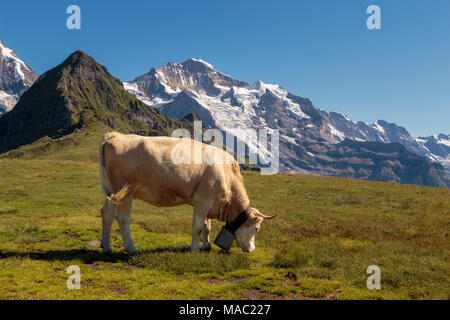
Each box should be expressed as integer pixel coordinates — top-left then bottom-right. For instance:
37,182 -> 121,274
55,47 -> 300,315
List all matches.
126,248 -> 138,255
202,243 -> 212,251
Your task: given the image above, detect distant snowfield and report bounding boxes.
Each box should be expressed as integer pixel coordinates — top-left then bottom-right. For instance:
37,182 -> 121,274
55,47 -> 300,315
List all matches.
0,91 -> 18,112
122,82 -> 153,106
125,77 -> 311,128
0,41 -> 26,80
327,123 -> 345,141
124,77 -> 305,166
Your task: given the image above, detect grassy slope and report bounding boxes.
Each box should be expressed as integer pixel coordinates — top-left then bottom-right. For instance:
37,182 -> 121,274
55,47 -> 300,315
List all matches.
0,157 -> 448,299
0,124 -> 107,162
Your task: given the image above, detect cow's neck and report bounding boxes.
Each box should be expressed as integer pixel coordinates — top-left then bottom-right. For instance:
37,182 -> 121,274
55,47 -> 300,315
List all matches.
227,182 -> 250,223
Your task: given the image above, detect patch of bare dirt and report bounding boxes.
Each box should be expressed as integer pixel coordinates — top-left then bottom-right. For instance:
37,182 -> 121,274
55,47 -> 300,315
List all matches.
324,289 -> 341,300
205,276 -> 249,284
87,264 -> 104,271
82,279 -> 94,288
205,278 -> 225,284
115,264 -> 139,271
110,282 -> 127,295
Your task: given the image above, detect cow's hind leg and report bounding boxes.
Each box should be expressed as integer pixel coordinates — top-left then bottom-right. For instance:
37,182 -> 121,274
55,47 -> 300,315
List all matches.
111,184 -> 137,254
100,197 -> 115,253
116,197 -> 137,254
202,219 -> 211,251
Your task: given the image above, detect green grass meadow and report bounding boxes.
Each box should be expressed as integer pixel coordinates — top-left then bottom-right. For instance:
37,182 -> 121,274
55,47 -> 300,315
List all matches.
0,155 -> 449,299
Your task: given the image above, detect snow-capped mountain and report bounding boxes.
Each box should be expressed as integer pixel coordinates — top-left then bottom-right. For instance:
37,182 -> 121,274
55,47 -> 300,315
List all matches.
415,134 -> 450,176
123,58 -> 248,108
125,59 -> 326,167
0,39 -> 38,113
320,111 -> 450,176
124,58 -> 449,186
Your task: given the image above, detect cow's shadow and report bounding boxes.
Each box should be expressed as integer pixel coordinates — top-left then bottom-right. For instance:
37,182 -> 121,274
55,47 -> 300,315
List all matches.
0,246 -> 193,264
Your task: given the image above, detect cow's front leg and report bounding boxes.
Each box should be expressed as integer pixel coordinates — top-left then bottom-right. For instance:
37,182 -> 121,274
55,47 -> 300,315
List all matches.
202,219 -> 211,251
192,204 -> 211,252
191,214 -> 205,251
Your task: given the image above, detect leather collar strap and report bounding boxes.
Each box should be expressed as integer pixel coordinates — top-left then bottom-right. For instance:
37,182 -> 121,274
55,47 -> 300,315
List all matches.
225,207 -> 252,234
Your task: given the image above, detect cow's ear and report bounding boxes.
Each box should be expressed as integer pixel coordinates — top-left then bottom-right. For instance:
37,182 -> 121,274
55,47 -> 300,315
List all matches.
243,212 -> 261,227
250,213 -> 263,226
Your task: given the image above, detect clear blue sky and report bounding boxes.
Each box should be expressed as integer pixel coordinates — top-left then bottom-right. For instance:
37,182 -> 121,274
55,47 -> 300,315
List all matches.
1,0 -> 449,136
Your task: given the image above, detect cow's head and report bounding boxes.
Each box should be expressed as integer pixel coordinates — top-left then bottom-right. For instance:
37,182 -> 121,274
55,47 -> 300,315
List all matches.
235,207 -> 277,253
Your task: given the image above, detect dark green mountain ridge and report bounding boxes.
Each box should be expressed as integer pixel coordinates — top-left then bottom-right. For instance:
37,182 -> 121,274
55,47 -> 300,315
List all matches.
0,50 -> 192,153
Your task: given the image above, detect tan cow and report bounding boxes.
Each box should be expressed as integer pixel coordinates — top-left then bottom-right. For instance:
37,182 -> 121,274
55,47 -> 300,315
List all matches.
98,132 -> 276,254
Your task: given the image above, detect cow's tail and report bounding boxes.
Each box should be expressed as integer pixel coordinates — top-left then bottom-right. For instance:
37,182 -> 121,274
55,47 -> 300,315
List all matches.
110,183 -> 133,205
99,134 -> 113,197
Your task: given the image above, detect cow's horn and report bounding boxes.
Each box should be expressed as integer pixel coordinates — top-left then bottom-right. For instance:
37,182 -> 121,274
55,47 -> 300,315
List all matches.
256,212 -> 277,220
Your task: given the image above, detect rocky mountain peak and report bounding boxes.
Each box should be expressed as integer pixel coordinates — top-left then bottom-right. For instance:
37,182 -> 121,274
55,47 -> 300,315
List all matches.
57,50 -> 111,81
0,39 -> 38,112
62,50 -> 96,67
182,58 -> 217,73
0,39 -> 18,59
124,58 -> 248,105
248,80 -> 266,91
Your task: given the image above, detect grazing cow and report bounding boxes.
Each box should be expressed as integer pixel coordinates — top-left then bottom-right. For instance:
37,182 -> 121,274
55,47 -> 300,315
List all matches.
98,132 -> 276,254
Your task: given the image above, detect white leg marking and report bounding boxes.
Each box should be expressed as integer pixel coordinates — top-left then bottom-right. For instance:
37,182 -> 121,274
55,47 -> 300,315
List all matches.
191,216 -> 203,251
202,219 -> 211,250
117,213 -> 137,254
